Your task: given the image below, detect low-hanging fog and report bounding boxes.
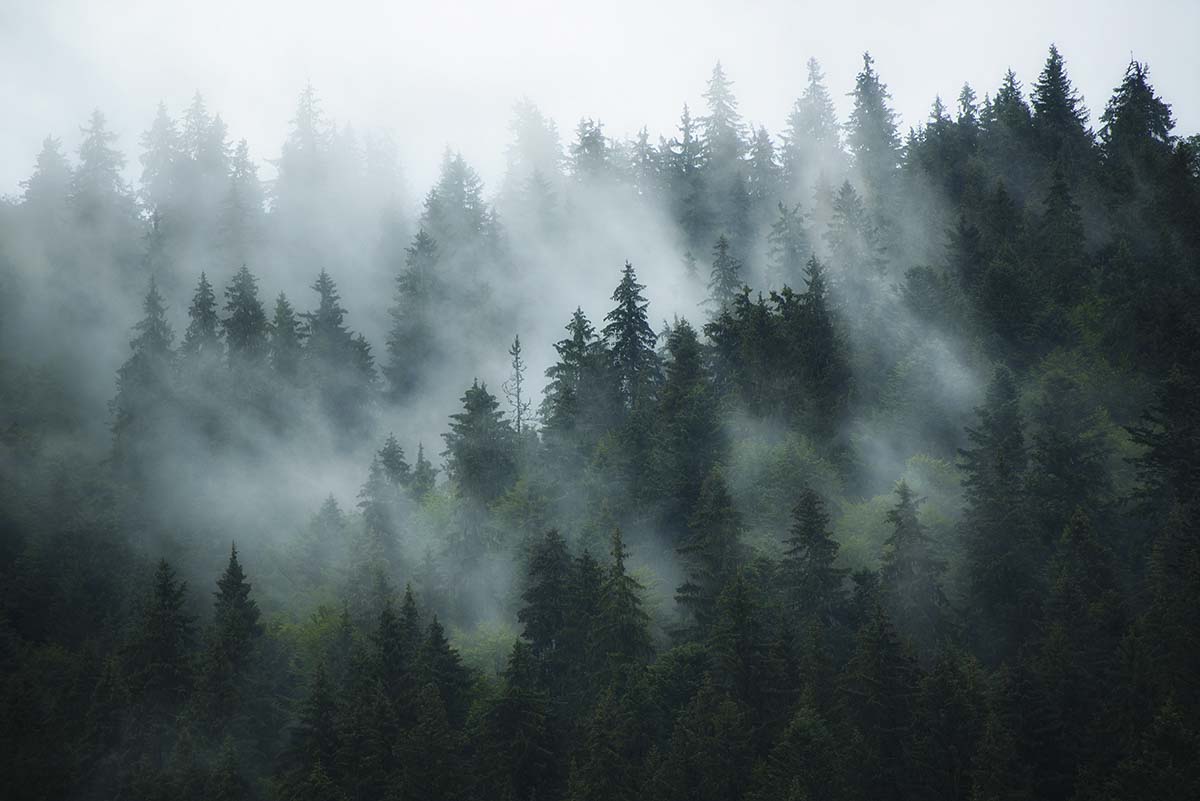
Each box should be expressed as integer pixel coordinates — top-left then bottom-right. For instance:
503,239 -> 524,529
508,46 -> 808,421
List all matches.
2,5 -> 1200,799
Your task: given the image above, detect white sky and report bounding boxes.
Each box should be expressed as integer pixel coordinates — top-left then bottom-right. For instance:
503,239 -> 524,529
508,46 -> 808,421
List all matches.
2,0 -> 1198,199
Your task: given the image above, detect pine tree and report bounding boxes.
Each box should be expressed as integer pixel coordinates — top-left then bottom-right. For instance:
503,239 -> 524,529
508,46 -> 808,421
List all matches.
269,293 -> 303,380
959,367 -> 1037,663
766,202 -> 810,289
126,560 -> 195,712
840,600 -> 916,801
781,57 -> 842,196
847,53 -> 901,202
502,335 -> 532,437
384,229 -> 439,403
1034,167 -> 1088,304
378,434 -> 411,488
571,117 -> 610,181
597,528 -> 652,677
284,663 -> 340,788
676,469 -> 745,635
780,488 -> 848,626
181,272 -> 222,362
21,135 -> 72,228
420,616 -> 474,729
664,104 -> 709,249
222,265 -> 269,367
602,261 -> 659,410
220,139 -> 263,269
1031,44 -> 1094,171
518,529 -> 573,683
71,109 -> 136,229
211,543 -> 263,671
880,482 -> 951,655
649,318 -> 722,531
650,679 -> 753,801
411,443 -> 439,499
139,101 -> 181,217
112,278 -> 175,472
1100,59 -> 1175,186
442,380 -> 516,505
706,234 -> 743,313
304,269 -> 375,434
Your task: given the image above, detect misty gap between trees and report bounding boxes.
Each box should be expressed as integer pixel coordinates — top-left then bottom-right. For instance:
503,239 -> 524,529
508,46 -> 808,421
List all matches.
2,42 -> 1200,801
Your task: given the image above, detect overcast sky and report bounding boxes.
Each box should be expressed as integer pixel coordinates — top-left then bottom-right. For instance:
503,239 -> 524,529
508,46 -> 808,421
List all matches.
3,0 -> 1197,200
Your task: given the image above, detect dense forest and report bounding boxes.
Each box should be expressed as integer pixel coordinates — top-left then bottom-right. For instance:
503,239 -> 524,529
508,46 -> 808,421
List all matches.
2,43 -> 1199,801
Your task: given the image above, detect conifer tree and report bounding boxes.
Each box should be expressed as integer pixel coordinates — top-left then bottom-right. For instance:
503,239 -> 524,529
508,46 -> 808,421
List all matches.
442,379 -> 516,505
518,529 -> 573,682
1031,44 -> 1094,171
269,293 -> 303,380
780,488 -> 847,626
847,53 -> 901,202
602,261 -> 659,410
420,616 -> 474,730
411,443 -> 439,499
384,229 -> 439,403
781,57 -> 842,195
880,482 -> 951,655
222,265 -> 269,367
959,367 -> 1037,663
181,272 -> 222,362
676,469 -> 745,634
597,528 -> 652,677
502,334 -> 532,437
1100,59 -> 1175,186
766,202 -> 810,289
706,234 -> 743,313
126,560 -> 195,712
112,278 -> 175,472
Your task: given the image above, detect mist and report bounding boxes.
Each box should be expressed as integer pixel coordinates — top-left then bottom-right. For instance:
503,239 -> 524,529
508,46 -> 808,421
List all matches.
3,5 -> 1200,801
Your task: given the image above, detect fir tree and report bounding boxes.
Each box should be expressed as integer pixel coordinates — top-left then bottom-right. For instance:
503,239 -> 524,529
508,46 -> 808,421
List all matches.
880,482 -> 951,655
780,487 -> 848,626
676,469 -> 745,635
222,265 -> 269,367
602,261 -> 659,410
706,234 -> 743,313
442,380 -> 516,505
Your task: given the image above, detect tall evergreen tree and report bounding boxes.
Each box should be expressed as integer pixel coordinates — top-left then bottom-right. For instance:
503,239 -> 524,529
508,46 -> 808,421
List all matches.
222,265 -> 269,367
706,234 -> 743,313
442,380 -> 516,505
880,482 -> 951,655
847,53 -> 901,203
676,469 -> 745,635
181,272 -> 222,362
602,261 -> 659,410
780,488 -> 848,626
959,367 -> 1038,663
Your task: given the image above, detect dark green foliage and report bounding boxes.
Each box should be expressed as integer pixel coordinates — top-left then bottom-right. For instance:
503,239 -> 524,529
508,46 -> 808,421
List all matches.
222,265 -> 269,366
780,487 -> 847,626
676,469 -> 744,635
880,482 -> 952,655
602,261 -> 659,410
442,380 -> 515,505
960,367 -> 1039,663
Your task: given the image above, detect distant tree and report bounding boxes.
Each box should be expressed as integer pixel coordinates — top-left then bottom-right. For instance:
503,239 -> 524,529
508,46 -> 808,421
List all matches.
442,380 -> 516,505
384,229 -> 439,403
1100,59 -> 1175,187
222,265 -> 269,367
847,53 -> 901,203
502,334 -> 532,437
269,293 -> 303,380
603,261 -> 660,409
781,57 -> 842,195
597,528 -> 652,676
676,469 -> 745,635
112,278 -> 175,472
706,234 -> 743,313
959,367 -> 1038,663
1031,44 -> 1094,173
880,482 -> 952,655
411,443 -> 439,499
780,488 -> 847,626
126,560 -> 195,713
765,202 -> 810,289
571,117 -> 610,181
180,272 -> 223,364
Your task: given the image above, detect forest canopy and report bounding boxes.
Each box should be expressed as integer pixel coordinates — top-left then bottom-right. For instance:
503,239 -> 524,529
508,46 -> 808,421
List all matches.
2,41 -> 1200,801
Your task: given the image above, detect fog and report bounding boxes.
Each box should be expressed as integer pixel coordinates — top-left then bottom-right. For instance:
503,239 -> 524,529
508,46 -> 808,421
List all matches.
4,0 -> 1198,197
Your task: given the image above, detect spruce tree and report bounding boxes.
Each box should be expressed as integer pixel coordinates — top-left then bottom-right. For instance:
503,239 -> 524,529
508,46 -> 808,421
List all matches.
781,57 -> 842,195
597,528 -> 652,677
269,293 -> 303,380
847,52 -> 901,202
676,469 -> 745,635
880,482 -> 951,655
442,380 -> 516,505
222,265 -> 269,367
384,229 -> 439,403
959,367 -> 1037,663
780,488 -> 847,626
181,272 -> 222,362
602,261 -> 659,410
411,443 -> 439,499
706,234 -> 743,313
